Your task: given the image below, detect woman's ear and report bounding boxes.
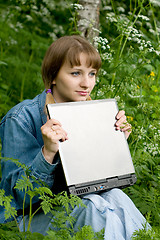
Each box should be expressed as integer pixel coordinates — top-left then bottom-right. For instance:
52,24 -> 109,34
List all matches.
52,79 -> 56,85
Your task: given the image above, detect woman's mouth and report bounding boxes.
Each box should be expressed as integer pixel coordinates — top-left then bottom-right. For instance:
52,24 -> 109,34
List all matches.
76,91 -> 88,96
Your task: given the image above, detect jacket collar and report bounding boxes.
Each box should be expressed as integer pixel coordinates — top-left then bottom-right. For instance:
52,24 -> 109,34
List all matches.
39,90 -> 47,125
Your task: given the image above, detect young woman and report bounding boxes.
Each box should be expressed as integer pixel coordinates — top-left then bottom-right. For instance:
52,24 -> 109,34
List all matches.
0,35 -> 148,239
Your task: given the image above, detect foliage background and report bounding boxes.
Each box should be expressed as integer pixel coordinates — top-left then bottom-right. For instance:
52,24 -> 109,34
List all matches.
0,0 -> 160,238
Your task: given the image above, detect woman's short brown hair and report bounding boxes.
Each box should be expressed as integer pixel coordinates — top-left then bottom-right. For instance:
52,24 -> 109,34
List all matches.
42,35 -> 101,89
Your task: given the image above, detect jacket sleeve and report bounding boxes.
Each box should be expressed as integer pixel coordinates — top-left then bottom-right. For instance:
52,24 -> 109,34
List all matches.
0,115 -> 59,211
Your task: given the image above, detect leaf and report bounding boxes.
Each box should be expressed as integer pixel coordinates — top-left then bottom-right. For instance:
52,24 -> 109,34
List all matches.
0,189 -> 6,205
0,157 -> 29,171
34,187 -> 53,197
0,83 -> 9,90
0,61 -> 7,66
14,175 -> 33,192
4,206 -> 17,221
75,225 -> 95,240
40,196 -> 55,215
27,190 -> 36,198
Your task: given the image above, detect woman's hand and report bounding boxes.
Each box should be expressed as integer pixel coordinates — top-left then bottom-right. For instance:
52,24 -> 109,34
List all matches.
115,110 -> 132,139
41,118 -> 68,164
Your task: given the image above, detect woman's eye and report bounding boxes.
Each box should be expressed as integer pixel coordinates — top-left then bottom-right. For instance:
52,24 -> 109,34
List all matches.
71,72 -> 80,76
89,72 -> 96,77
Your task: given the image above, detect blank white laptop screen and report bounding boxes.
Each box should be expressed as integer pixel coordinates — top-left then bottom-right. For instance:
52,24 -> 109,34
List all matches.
47,99 -> 136,195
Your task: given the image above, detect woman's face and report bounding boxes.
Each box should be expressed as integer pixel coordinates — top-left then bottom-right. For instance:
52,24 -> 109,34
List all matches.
52,53 -> 97,103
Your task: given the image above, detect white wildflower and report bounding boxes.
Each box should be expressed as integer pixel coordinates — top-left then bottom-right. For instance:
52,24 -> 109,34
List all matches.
92,27 -> 101,33
117,7 -> 125,13
138,15 -> 150,21
32,5 -> 38,10
41,7 -> 49,16
100,69 -> 107,76
106,13 -> 117,23
43,0 -> 55,9
157,27 -> 160,33
115,96 -> 120,102
103,6 -> 112,11
10,38 -> 17,45
71,3 -> 84,10
153,151 -> 158,156
149,29 -> 156,35
78,19 -> 90,28
26,15 -> 33,21
101,52 -> 112,62
139,46 -> 144,50
146,22 -> 152,28
150,0 -> 160,7
154,50 -> 160,55
48,32 -> 57,41
16,22 -> 23,29
148,47 -> 154,52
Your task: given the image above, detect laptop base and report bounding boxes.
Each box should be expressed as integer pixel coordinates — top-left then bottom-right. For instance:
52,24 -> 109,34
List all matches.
68,174 -> 137,196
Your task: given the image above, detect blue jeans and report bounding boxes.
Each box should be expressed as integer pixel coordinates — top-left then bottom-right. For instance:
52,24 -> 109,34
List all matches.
19,189 -> 149,239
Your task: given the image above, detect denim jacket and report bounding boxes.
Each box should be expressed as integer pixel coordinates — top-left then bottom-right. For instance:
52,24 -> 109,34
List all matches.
0,90 -> 66,223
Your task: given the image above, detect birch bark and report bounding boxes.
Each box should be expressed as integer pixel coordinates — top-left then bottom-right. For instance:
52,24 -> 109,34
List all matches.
77,0 -> 101,45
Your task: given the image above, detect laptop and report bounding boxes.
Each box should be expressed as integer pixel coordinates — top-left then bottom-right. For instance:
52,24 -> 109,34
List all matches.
47,99 -> 136,196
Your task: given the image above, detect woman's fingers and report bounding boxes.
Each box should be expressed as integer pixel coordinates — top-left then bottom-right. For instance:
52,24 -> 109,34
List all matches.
115,110 -> 132,139
41,118 -> 68,163
116,110 -> 125,120
42,119 -> 68,142
50,128 -> 68,142
115,115 -> 127,130
44,118 -> 62,128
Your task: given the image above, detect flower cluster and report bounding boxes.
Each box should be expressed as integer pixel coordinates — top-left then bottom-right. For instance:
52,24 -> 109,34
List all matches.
101,52 -> 113,62
105,6 -> 160,56
106,12 -> 117,23
135,126 -> 147,140
71,3 -> 84,10
123,82 -> 142,99
5,36 -> 18,46
127,27 -> 160,55
143,142 -> 159,156
94,36 -> 110,50
150,0 -> 160,7
138,15 -> 150,21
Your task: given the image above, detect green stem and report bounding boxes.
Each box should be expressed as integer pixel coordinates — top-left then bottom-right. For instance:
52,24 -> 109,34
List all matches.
27,196 -> 33,231
132,128 -> 144,159
113,54 -> 147,97
23,192 -> 27,232
66,0 -> 78,33
31,206 -> 42,219
119,6 -> 143,59
110,0 -> 116,16
13,216 -> 21,232
109,34 -> 123,47
25,205 -> 42,232
20,51 -> 33,102
130,0 -> 132,12
111,34 -> 124,85
156,67 -> 160,85
111,1 -> 146,87
149,1 -> 159,44
0,45 -> 3,60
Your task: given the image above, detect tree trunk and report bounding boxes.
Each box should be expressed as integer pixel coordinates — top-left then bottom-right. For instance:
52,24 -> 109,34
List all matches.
77,0 -> 101,46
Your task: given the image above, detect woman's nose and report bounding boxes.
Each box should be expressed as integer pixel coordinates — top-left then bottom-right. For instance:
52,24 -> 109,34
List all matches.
80,75 -> 90,88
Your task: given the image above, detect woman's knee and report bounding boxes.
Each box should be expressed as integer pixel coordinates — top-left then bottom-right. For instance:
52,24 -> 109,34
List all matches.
101,188 -> 131,205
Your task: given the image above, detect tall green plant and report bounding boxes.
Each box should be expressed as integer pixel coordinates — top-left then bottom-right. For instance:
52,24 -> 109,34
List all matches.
0,157 -> 105,239
0,0 -> 74,119
91,0 -> 160,231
